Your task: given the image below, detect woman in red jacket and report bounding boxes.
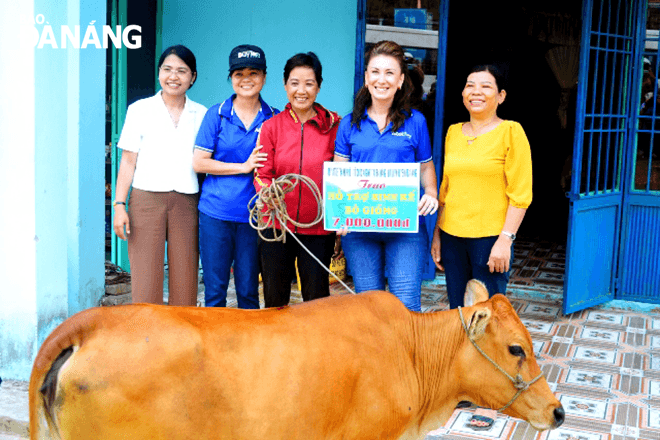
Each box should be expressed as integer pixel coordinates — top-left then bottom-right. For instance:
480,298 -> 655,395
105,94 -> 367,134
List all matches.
254,52 -> 340,307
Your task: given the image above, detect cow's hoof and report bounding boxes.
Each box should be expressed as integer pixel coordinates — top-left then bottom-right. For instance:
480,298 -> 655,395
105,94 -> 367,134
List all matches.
456,400 -> 473,408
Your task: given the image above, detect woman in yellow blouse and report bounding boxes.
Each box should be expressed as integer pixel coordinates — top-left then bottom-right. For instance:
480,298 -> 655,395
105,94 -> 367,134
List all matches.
431,65 -> 532,310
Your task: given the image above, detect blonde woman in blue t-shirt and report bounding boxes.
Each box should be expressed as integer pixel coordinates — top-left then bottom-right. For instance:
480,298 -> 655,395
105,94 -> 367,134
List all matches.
334,41 -> 438,312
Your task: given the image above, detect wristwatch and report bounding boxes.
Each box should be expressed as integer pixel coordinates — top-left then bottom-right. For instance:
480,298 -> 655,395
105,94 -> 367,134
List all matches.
501,231 -> 516,241
113,200 -> 126,207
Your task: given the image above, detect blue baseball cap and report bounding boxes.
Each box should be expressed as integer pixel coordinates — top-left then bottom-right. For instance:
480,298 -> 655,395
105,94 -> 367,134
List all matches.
229,44 -> 267,73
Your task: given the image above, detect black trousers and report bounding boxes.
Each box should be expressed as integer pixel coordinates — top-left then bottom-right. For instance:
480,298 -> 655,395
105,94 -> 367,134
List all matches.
259,229 -> 336,307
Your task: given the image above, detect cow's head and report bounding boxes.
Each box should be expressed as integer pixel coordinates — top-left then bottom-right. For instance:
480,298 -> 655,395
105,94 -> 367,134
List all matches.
458,280 -> 564,430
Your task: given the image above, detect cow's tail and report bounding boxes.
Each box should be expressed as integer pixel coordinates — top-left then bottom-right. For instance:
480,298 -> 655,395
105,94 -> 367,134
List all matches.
29,308 -> 100,440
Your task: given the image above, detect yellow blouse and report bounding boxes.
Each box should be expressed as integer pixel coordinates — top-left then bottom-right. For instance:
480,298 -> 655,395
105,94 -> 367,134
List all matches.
438,120 -> 532,238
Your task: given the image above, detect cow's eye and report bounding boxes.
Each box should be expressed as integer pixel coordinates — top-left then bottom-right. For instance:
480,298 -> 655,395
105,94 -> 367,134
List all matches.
509,345 -> 525,358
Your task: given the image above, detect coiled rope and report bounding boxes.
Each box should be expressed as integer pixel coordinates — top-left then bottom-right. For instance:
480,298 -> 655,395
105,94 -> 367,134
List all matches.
248,174 -> 355,294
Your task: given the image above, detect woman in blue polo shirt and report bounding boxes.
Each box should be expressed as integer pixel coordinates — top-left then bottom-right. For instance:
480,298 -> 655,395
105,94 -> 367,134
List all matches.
334,40 -> 438,312
193,44 -> 278,309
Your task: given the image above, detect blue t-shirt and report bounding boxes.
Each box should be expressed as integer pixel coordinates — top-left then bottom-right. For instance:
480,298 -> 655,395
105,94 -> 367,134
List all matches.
334,109 -> 432,164
334,109 -> 433,226
195,95 -> 278,222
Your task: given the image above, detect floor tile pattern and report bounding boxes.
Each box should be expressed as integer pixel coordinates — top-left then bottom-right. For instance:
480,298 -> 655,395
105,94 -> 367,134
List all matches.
509,238 -> 567,293
420,287 -> 660,440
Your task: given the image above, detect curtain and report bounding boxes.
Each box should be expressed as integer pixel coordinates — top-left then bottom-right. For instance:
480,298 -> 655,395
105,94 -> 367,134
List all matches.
545,45 -> 580,129
525,9 -> 581,129
527,10 -> 580,47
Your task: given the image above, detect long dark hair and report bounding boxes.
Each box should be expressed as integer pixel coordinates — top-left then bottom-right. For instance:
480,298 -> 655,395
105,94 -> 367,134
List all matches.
351,40 -> 413,132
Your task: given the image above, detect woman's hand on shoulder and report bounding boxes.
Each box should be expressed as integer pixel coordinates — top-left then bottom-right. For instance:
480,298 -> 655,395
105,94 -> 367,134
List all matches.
418,194 -> 439,216
244,145 -> 268,173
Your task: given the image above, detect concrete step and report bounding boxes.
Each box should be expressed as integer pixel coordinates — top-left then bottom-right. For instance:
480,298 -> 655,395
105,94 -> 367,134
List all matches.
0,381 -> 28,439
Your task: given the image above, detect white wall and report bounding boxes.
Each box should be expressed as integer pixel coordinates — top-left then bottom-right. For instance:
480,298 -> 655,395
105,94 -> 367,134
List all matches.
0,0 -> 39,381
0,0 -> 105,381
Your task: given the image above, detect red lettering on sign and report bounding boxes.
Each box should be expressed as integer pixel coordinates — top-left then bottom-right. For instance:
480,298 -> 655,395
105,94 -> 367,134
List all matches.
357,180 -> 386,189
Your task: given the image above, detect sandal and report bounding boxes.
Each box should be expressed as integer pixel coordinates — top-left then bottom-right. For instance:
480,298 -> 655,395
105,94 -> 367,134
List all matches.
467,408 -> 497,431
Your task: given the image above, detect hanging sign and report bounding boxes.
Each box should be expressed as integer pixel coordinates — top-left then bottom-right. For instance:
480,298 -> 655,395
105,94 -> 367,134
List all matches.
394,8 -> 428,30
323,162 -> 420,233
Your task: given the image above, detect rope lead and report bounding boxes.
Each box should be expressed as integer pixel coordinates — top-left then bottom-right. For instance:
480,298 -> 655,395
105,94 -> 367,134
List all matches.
249,174 -> 355,294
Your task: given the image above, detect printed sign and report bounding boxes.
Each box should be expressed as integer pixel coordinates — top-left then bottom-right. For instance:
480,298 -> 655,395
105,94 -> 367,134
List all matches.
394,8 -> 428,30
323,162 -> 420,233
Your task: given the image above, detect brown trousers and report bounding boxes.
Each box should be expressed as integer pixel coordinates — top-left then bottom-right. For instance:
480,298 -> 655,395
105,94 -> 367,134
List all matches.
127,189 -> 199,305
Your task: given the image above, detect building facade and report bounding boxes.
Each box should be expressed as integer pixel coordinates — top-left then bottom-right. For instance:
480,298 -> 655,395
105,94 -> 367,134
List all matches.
1,0 -> 658,381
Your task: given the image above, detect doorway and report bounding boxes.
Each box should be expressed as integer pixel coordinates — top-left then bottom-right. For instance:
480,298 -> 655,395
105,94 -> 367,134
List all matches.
105,0 -> 160,271
363,0 -> 581,290
445,0 -> 582,292
443,0 -> 581,241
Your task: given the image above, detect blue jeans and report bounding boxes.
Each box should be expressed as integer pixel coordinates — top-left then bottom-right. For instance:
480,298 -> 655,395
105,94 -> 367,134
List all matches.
342,228 -> 429,312
439,229 -> 514,309
199,212 -> 259,309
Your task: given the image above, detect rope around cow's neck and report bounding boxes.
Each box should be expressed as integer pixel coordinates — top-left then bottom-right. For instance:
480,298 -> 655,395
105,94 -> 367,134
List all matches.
248,174 -> 356,294
457,306 -> 544,412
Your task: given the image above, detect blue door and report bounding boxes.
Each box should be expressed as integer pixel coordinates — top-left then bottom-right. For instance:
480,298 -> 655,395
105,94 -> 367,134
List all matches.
109,0 -> 161,272
109,0 -> 130,271
564,0 -> 643,314
618,1 -> 660,302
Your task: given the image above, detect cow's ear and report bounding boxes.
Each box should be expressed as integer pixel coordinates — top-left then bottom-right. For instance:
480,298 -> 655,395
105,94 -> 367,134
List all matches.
468,309 -> 491,340
464,279 -> 489,306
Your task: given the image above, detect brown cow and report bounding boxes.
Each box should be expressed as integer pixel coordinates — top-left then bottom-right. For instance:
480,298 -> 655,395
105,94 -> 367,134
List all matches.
30,280 -> 564,440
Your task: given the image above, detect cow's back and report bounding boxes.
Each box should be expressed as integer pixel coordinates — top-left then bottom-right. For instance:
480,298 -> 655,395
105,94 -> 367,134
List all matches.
31,292 -> 422,440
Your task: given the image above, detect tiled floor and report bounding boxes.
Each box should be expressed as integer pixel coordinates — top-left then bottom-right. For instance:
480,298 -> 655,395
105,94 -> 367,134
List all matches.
509,238 -> 567,293
420,282 -> 660,440
196,238 -> 660,439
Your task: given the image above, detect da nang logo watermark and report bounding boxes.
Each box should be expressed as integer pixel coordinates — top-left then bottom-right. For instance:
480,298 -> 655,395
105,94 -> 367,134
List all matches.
28,14 -> 141,49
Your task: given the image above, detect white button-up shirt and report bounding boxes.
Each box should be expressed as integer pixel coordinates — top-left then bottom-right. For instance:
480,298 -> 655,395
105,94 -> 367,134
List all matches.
117,91 -> 207,193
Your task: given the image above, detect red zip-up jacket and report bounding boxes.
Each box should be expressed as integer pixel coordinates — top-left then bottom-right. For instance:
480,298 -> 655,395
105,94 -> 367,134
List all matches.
254,102 -> 340,235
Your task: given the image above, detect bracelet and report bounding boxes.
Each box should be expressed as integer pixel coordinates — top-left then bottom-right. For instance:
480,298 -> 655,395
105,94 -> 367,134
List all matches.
113,200 -> 126,207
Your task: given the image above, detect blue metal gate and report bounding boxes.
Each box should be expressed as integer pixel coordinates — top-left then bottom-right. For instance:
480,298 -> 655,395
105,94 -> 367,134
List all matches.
618,0 -> 660,302
565,0 -> 660,312
564,0 -> 641,314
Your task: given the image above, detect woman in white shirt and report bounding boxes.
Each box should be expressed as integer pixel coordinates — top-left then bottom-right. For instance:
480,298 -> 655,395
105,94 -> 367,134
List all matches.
113,45 -> 207,305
